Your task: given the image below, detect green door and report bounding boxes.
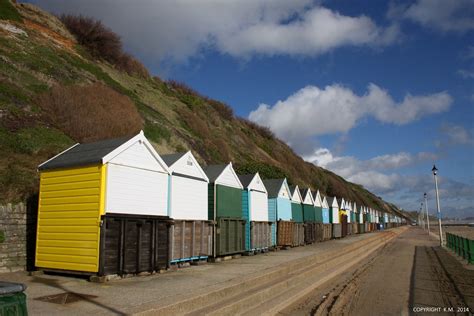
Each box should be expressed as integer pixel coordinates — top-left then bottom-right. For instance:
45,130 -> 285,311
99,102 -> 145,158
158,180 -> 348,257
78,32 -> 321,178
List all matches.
291,202 -> 303,223
216,184 -> 243,218
303,205 -> 316,222
315,206 -> 323,223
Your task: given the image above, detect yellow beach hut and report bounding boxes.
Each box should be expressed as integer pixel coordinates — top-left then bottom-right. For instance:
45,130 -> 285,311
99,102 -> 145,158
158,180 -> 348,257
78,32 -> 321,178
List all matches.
35,131 -> 171,276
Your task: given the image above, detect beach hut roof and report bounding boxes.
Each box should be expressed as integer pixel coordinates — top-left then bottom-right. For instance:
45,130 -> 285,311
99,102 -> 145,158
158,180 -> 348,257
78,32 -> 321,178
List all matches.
301,188 -> 311,198
263,178 -> 289,198
38,136 -> 131,170
161,151 -> 208,182
314,190 -> 323,207
289,185 -> 302,203
238,174 -> 255,188
203,163 -> 243,189
38,131 -> 169,173
161,152 -> 186,167
301,188 -> 314,205
238,173 -> 267,193
346,201 -> 352,211
328,197 -> 339,208
203,164 -> 227,182
322,196 -> 329,208
337,197 -> 346,209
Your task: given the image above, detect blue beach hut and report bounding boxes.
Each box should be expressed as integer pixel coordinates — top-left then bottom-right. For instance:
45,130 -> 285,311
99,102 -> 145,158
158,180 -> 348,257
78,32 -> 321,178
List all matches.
263,178 -> 292,246
322,196 -> 330,224
239,173 -> 271,252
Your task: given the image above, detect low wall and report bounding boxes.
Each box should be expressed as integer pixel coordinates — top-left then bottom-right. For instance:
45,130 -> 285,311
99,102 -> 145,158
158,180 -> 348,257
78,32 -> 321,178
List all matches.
0,200 -> 37,273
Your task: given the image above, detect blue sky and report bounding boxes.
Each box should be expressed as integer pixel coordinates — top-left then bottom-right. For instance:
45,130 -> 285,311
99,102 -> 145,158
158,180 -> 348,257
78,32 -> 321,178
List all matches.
28,0 -> 474,218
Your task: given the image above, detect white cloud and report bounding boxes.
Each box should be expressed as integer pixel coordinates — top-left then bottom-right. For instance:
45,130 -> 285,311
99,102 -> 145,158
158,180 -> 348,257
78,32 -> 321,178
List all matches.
302,147 -> 474,216
365,84 -> 453,124
458,69 -> 474,79
401,0 -> 474,33
348,171 -> 401,192
217,7 -> 400,57
368,152 -> 437,170
440,124 -> 474,145
249,85 -> 358,142
303,148 -> 437,181
304,149 -> 407,195
305,148 -> 336,168
28,0 -> 399,63
248,83 -> 452,143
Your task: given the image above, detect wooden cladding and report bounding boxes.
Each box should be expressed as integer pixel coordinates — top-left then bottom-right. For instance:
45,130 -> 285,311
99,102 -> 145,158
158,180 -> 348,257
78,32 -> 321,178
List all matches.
292,223 -> 305,247
99,214 -> 170,276
277,220 -> 293,246
170,220 -> 213,262
341,215 -> 348,238
314,223 -> 324,242
304,222 -> 316,244
322,224 -> 332,241
277,221 -> 305,247
36,165 -> 105,273
332,223 -> 342,238
352,223 -> 359,234
216,218 -> 245,256
250,221 -> 272,250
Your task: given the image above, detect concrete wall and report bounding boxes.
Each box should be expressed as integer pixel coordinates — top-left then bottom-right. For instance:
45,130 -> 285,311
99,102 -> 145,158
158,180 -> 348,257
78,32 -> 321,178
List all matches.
0,201 -> 37,273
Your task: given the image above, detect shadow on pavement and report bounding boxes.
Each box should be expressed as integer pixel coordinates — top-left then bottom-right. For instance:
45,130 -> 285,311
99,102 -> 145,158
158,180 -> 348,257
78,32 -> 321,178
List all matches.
409,245 -> 471,315
30,276 -> 127,315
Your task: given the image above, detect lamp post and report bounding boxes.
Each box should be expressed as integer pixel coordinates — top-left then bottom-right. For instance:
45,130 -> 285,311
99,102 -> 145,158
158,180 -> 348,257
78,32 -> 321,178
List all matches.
419,206 -> 424,230
424,192 -> 430,234
432,165 -> 443,246
418,209 -> 422,228
420,203 -> 424,230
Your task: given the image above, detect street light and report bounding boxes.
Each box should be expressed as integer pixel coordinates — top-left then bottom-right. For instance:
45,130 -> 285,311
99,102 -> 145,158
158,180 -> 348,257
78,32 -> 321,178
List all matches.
432,165 -> 443,246
421,203 -> 424,230
424,192 -> 430,233
419,206 -> 424,230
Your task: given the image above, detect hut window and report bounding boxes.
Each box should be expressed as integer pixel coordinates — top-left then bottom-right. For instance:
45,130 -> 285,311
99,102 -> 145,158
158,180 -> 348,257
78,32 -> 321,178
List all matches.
187,157 -> 193,166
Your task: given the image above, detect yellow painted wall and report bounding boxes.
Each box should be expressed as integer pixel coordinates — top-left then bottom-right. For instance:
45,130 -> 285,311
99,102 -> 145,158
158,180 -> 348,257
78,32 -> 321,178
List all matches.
36,165 -> 106,273
339,210 -> 347,222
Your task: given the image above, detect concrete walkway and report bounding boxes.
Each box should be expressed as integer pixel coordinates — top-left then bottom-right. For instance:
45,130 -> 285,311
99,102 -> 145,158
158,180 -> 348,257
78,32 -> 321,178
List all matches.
287,227 -> 473,316
0,228 -> 404,315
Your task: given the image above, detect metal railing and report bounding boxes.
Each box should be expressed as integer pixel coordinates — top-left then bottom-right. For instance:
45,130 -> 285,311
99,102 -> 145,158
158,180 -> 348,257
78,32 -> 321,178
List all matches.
446,232 -> 474,264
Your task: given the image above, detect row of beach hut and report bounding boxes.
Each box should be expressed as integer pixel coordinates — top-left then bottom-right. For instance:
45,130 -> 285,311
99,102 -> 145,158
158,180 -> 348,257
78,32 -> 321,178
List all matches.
34,131 -> 404,277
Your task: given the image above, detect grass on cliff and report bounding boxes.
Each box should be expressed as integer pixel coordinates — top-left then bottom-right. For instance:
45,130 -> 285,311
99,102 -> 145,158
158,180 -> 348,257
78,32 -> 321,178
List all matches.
36,83 -> 143,142
0,126 -> 73,202
0,0 -> 22,22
